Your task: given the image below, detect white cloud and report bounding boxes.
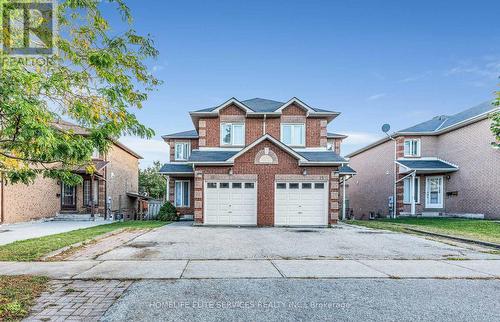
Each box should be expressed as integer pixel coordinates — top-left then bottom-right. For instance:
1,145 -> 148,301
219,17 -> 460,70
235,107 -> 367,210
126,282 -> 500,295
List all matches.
398,71 -> 432,83
118,136 -> 168,169
366,93 -> 387,101
342,131 -> 384,146
445,59 -> 500,80
340,131 -> 385,156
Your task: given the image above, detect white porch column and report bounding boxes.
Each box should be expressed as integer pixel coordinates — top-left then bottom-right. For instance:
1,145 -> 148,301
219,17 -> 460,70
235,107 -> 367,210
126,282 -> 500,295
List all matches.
342,177 -> 347,220
411,172 -> 416,215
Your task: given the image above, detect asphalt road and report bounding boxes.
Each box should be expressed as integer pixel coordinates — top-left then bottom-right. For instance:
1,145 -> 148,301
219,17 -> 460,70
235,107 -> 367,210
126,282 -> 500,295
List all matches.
102,279 -> 500,322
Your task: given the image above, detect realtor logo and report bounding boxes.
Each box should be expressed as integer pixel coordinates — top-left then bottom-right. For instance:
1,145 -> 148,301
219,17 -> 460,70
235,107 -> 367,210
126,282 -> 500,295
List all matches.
1,1 -> 55,55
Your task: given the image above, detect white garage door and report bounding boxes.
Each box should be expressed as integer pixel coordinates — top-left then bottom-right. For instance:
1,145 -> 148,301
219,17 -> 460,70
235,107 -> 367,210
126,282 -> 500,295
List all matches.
275,181 -> 329,226
204,181 -> 257,225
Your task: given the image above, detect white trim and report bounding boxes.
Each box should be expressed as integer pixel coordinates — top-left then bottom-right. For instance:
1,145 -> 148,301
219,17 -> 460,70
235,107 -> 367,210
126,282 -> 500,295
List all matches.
275,97 -> 314,114
212,98 -> 253,113
280,123 -> 306,147
198,147 -> 243,151
403,176 -> 420,204
174,142 -> 191,161
425,176 -> 444,209
403,138 -> 421,157
174,180 -> 190,208
220,122 -> 245,146
227,134 -> 307,163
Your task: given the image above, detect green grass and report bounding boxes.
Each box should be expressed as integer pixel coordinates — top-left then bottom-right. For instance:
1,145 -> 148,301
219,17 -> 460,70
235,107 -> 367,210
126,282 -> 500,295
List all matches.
348,218 -> 500,244
0,275 -> 49,321
0,221 -> 168,262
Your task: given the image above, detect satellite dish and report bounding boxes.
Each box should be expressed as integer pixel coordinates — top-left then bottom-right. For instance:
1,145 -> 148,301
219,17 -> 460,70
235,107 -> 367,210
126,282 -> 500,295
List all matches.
382,124 -> 391,133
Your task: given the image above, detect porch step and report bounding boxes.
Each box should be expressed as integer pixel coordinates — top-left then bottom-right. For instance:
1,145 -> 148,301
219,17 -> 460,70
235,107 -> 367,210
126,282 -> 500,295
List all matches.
179,214 -> 194,221
52,214 -> 103,222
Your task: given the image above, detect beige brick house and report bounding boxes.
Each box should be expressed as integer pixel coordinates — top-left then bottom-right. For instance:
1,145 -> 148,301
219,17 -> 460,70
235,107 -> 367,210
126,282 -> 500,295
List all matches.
346,102 -> 500,219
160,97 -> 354,226
0,121 -> 143,224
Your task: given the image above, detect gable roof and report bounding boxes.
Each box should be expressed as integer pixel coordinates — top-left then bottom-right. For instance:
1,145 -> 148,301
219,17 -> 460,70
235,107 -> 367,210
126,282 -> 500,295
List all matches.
162,129 -> 199,139
191,97 -> 339,114
52,120 -> 142,159
346,101 -> 499,158
327,132 -> 348,139
186,134 -> 347,165
399,101 -> 495,134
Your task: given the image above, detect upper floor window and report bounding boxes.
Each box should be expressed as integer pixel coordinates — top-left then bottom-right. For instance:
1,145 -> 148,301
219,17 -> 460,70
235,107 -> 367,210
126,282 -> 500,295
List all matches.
174,142 -> 190,161
221,123 -> 245,146
404,139 -> 420,157
281,124 -> 305,146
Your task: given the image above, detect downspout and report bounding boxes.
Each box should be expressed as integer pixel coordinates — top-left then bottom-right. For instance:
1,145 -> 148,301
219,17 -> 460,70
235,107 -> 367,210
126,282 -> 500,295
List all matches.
263,114 -> 267,135
342,176 -> 346,220
393,139 -> 397,218
411,172 -> 416,215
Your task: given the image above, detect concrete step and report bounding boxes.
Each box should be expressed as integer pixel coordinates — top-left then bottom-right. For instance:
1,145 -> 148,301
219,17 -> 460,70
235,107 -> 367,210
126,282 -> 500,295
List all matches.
53,214 -> 103,222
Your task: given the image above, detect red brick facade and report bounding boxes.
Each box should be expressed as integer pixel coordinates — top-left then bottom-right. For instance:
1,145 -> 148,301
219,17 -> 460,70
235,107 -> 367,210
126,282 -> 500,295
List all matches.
193,139 -> 340,226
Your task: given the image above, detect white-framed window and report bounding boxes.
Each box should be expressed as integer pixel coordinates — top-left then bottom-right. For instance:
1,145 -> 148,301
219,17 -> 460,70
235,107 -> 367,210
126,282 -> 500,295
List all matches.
281,123 -> 305,146
83,179 -> 99,206
174,142 -> 190,161
220,123 -> 245,146
403,176 -> 420,204
404,139 -> 421,157
174,180 -> 190,207
425,176 -> 443,208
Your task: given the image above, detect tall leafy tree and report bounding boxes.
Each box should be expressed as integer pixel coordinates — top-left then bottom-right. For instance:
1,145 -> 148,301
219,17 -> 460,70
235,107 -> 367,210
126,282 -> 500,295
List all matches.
0,0 -> 160,185
139,161 -> 165,200
492,88 -> 500,148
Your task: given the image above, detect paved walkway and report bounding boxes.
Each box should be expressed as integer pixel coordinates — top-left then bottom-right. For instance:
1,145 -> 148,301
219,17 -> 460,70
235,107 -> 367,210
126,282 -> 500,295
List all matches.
2,259 -> 499,279
24,280 -> 132,321
0,220 -> 109,245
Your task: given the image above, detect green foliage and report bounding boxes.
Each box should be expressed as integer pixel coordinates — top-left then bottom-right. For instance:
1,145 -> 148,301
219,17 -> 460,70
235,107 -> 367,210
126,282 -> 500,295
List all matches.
491,90 -> 500,148
0,276 -> 49,320
0,0 -> 161,185
157,201 -> 178,221
139,161 -> 165,199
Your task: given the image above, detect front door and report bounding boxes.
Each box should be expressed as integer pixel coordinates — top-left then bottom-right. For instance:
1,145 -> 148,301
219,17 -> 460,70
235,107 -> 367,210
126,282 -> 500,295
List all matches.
61,183 -> 77,210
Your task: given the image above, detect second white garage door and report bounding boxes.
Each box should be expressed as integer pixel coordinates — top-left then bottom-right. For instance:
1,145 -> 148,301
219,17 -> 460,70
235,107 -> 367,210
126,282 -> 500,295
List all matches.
275,181 -> 329,226
204,181 -> 257,225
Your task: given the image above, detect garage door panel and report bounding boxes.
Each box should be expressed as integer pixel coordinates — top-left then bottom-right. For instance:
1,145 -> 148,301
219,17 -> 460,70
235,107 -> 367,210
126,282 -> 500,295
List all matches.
275,181 -> 328,226
204,181 -> 257,226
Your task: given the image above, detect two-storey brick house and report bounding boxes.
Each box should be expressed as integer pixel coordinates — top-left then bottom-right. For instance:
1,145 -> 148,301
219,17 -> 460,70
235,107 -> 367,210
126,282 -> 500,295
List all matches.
346,102 -> 500,219
160,97 -> 353,226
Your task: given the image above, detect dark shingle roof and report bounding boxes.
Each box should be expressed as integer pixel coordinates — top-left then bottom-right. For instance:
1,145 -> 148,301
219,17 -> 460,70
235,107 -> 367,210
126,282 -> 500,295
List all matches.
241,98 -> 284,112
399,102 -> 495,133
297,151 -> 346,163
192,98 -> 337,114
397,159 -> 458,171
159,163 -> 193,174
162,130 -> 199,139
327,132 -> 347,138
339,165 -> 356,174
188,150 -> 238,162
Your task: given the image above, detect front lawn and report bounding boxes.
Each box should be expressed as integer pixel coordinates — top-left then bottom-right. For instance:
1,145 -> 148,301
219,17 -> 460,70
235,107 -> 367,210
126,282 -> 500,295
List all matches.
0,275 -> 49,321
0,221 -> 167,262
348,218 -> 500,244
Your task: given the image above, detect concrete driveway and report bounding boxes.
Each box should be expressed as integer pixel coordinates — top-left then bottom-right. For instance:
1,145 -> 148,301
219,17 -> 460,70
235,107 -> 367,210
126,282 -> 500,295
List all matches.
97,221 -> 498,261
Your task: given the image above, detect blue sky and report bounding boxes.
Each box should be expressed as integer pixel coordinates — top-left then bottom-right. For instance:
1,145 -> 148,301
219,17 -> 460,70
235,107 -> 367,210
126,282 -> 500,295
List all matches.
107,0 -> 500,167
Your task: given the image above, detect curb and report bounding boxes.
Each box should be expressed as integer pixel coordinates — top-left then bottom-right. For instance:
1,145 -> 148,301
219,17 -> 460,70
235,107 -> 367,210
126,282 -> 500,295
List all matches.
404,228 -> 500,250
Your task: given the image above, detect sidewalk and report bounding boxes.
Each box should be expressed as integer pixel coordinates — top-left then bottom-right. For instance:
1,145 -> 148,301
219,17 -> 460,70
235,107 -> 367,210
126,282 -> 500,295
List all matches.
1,259 -> 499,279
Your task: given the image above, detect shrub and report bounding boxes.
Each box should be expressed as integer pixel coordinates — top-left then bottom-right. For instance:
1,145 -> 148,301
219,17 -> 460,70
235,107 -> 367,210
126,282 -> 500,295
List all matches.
157,201 -> 178,221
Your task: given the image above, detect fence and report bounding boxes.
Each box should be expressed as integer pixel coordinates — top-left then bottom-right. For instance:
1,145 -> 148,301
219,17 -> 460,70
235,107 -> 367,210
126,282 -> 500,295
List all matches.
146,199 -> 163,219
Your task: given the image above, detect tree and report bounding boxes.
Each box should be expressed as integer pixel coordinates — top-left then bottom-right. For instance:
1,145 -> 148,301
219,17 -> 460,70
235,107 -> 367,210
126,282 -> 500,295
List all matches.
139,161 -> 165,200
492,88 -> 500,148
0,0 -> 160,185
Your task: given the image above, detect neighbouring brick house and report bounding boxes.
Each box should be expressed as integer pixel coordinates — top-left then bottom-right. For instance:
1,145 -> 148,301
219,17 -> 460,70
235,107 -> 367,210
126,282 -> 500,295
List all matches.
0,121 -> 143,224
346,102 -> 500,220
160,97 -> 354,226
